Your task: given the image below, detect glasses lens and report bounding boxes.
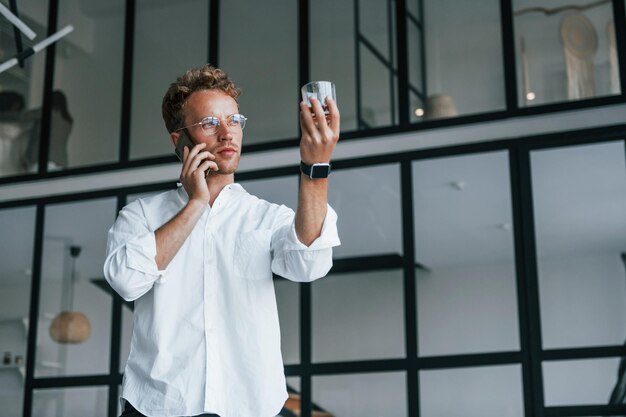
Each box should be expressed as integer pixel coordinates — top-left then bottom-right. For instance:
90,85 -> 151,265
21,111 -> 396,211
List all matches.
200,116 -> 219,131
231,114 -> 246,130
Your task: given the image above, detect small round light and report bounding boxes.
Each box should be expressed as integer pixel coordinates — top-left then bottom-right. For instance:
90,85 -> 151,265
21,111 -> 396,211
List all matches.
414,108 -> 424,117
526,92 -> 536,101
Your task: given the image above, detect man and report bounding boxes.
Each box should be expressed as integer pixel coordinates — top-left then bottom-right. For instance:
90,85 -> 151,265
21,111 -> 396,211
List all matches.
104,64 -> 340,417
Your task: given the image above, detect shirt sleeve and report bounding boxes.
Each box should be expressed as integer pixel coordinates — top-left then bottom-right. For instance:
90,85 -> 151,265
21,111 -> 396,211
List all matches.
270,204 -> 341,282
103,201 -> 167,302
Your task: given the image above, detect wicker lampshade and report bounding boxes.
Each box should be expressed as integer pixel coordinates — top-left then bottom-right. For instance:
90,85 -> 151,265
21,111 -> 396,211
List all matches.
49,311 -> 91,344
424,94 -> 458,120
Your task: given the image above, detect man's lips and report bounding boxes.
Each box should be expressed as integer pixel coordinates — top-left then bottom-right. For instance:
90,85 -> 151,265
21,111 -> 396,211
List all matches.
216,148 -> 237,156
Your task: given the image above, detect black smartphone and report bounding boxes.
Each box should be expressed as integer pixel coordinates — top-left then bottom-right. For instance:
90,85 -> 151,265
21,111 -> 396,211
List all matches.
174,131 -> 214,175
174,130 -> 195,162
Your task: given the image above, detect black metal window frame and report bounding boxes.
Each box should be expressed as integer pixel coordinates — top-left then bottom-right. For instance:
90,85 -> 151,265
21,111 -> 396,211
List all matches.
2,122 -> 625,417
0,0 -> 625,187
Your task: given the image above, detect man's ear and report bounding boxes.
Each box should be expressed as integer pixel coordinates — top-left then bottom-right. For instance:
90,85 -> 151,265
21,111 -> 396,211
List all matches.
170,131 -> 180,147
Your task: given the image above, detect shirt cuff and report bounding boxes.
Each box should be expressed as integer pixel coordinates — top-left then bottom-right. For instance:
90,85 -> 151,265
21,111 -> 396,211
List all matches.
284,205 -> 341,250
125,232 -> 168,283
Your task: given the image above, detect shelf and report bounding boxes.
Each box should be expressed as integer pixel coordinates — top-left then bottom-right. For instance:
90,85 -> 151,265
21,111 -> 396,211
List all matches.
0,364 -> 25,379
0,316 -> 29,333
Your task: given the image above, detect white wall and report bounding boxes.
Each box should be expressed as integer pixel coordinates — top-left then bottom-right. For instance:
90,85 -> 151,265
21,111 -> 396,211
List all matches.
539,253 -> 626,349
417,262 -> 520,356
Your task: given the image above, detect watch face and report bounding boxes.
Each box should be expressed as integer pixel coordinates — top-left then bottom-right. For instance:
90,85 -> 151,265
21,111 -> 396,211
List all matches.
310,163 -> 331,178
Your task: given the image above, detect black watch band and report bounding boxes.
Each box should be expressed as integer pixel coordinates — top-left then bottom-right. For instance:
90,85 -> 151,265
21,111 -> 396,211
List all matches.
300,161 -> 331,179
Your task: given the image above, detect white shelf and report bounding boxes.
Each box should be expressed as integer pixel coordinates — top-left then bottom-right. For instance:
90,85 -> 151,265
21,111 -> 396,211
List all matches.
0,316 -> 29,332
0,364 -> 25,379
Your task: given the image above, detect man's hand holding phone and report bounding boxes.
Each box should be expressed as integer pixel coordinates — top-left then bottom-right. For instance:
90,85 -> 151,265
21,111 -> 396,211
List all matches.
178,139 -> 218,205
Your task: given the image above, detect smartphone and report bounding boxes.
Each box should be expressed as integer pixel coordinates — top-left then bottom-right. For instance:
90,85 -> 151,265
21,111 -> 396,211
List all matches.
174,130 -> 195,162
174,131 -> 214,175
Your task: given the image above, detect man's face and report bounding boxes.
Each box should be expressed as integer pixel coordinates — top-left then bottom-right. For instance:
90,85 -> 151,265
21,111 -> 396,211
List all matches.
177,90 -> 243,176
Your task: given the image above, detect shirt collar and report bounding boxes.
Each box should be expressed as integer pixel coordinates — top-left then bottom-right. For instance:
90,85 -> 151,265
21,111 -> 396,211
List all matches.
176,182 -> 246,205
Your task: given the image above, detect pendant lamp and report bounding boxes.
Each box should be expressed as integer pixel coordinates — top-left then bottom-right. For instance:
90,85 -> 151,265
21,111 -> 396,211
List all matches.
49,245 -> 91,344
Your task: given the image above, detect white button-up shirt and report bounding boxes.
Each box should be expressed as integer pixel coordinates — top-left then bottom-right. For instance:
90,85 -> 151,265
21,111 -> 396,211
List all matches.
104,184 -> 340,417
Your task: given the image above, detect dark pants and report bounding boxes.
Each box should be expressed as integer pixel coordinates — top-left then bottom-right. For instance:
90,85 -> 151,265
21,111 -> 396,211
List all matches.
121,401 -> 219,417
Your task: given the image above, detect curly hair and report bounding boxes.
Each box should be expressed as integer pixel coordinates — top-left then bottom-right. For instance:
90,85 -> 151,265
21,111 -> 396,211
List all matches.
162,64 -> 241,133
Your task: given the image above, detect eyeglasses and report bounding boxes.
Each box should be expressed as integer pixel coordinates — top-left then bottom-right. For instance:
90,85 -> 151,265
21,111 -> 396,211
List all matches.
175,113 -> 247,135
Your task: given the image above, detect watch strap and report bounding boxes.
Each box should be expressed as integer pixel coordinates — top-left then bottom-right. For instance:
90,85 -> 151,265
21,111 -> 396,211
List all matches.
300,161 -> 331,179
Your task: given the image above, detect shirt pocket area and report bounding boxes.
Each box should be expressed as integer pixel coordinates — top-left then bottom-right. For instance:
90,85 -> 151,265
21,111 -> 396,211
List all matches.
234,229 -> 272,280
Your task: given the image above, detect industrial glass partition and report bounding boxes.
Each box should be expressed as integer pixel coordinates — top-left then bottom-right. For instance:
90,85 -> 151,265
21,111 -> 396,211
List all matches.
412,151 -> 520,356
312,269 -> 405,363
530,141 -> 626,350
513,0 -> 620,107
220,0 -> 299,145
0,2 -> 48,178
3,128 -> 626,417
48,0 -> 125,170
0,206 -> 36,417
2,1 -> 626,181
35,197 -> 117,378
419,365 -> 525,417
530,140 -> 626,410
312,372 -> 408,417
129,0 -> 210,160
311,0 -> 398,131
32,386 -> 108,417
328,163 -> 403,258
409,0 -> 507,122
543,357 -> 624,406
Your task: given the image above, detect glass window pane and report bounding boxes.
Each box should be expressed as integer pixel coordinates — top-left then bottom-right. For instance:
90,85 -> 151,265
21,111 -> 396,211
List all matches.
0,3 -> 48,178
514,0 -> 620,107
543,357 -> 622,406
412,0 -> 506,122
329,164 -> 403,258
281,376 -> 301,417
119,304 -> 133,374
0,206 -> 36,417
420,365 -> 525,417
238,175 -> 299,211
312,270 -> 405,362
36,198 -> 117,377
413,152 -> 520,356
32,386 -> 108,417
360,47 -> 396,127
311,0 -> 357,131
275,279 -> 299,365
408,8 -> 425,124
130,0 -> 209,160
312,372 -> 407,417
407,0 -> 422,20
46,0 -> 124,170
531,141 -> 626,349
358,0 -> 398,128
312,0 -> 398,132
220,1 -> 298,145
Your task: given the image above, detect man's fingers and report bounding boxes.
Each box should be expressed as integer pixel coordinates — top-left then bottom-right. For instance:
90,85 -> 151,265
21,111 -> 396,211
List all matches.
299,101 -> 318,138
326,97 -> 340,137
183,143 -> 205,169
198,160 -> 219,173
309,97 -> 328,128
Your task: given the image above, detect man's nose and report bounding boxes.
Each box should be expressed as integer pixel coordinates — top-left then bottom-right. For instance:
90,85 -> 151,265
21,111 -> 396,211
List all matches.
217,122 -> 233,141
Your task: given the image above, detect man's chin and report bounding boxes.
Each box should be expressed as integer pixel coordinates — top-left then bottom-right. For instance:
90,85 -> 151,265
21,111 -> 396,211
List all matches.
211,162 -> 239,176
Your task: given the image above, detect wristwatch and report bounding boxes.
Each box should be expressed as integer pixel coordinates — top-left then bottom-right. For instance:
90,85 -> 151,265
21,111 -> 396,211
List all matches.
300,161 -> 331,179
